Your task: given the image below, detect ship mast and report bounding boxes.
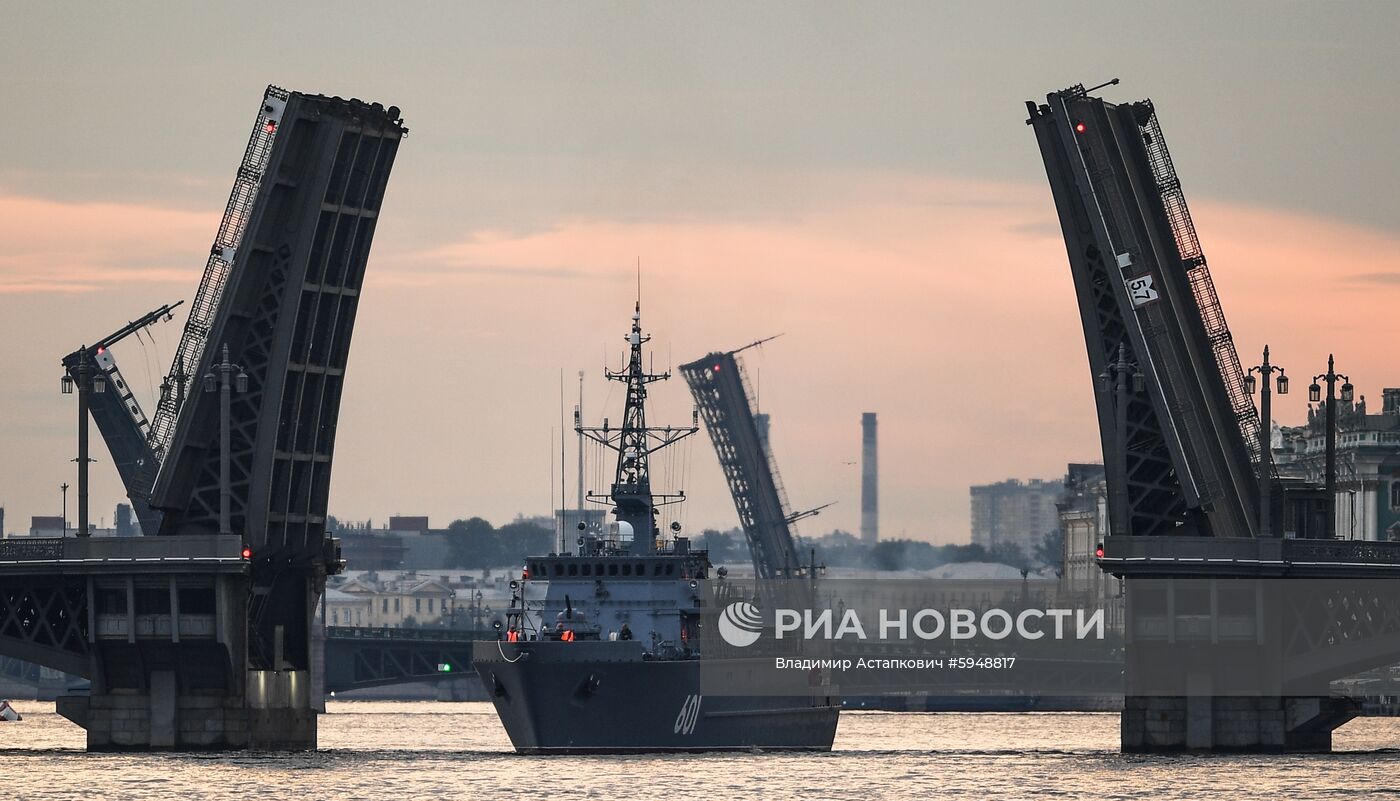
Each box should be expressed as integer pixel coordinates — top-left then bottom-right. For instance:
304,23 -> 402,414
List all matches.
577,302 -> 698,554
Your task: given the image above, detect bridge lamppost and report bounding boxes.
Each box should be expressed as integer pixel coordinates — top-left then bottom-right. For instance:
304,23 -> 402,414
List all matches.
1245,345 -> 1289,537
1098,342 -> 1144,538
1309,355 -> 1354,540
60,482 -> 70,536
61,356 -> 106,537
203,344 -> 248,537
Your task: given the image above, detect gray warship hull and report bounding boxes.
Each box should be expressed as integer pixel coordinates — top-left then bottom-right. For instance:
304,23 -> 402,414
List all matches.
473,641 -> 840,753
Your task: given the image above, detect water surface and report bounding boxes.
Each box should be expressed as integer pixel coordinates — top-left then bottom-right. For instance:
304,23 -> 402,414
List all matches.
5,700 -> 1400,799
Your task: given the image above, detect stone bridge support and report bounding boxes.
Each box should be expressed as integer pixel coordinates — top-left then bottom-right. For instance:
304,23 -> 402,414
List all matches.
1,536 -> 321,750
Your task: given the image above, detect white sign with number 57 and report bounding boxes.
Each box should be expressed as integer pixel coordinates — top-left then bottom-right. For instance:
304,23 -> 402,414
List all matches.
1125,274 -> 1159,308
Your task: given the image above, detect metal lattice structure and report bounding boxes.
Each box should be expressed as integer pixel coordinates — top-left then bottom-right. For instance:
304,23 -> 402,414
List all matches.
0,577 -> 89,677
681,349 -> 801,580
145,87 -> 292,475
60,302 -> 181,535
149,91 -> 405,669
324,627 -> 487,692
1027,84 -> 1260,539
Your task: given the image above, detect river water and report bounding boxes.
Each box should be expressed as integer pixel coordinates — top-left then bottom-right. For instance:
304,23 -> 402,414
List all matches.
5,700 -> 1400,799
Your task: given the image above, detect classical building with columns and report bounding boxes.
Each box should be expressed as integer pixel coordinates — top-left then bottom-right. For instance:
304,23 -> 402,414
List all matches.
1275,388 -> 1400,541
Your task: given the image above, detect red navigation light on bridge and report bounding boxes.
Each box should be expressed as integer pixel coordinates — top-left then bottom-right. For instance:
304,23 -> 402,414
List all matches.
241,546 -> 252,560
1074,122 -> 1087,134
1095,543 -> 1105,559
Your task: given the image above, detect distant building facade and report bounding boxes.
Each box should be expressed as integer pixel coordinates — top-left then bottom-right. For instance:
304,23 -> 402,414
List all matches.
114,503 -> 139,537
388,515 -> 430,534
330,573 -> 456,629
556,508 -> 608,547
29,516 -> 65,537
324,569 -> 515,630
969,477 -> 1062,557
1275,388 -> 1400,541
331,516 -> 453,570
1056,463 -> 1122,632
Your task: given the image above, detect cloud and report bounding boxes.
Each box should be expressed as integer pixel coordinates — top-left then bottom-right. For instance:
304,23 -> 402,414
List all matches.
3,175 -> 1399,545
0,191 -> 215,294
1345,271 -> 1400,286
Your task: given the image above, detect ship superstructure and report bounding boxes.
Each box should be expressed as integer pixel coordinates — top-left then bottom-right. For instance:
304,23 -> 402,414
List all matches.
472,304 -> 839,753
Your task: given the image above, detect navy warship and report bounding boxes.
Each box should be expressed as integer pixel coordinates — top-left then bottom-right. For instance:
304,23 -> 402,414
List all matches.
471,304 -> 840,753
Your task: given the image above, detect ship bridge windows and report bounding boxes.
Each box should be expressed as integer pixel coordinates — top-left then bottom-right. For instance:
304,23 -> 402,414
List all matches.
621,564 -> 632,576
596,563 -> 605,576
568,564 -> 579,577
554,564 -> 564,577
582,564 -> 591,577
608,564 -> 619,576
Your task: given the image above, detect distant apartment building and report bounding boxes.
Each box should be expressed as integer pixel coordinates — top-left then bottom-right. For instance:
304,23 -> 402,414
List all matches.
388,515 -> 430,534
29,515 -> 66,537
969,477 -> 1063,557
331,516 -> 451,570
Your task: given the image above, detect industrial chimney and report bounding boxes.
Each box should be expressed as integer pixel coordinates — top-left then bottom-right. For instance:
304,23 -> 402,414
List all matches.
861,413 -> 878,544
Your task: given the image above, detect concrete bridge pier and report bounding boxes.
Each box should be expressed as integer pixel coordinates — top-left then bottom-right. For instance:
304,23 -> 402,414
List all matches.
1106,550 -> 1400,753
0,535 -> 322,751
1122,694 -> 1358,752
59,670 -> 316,751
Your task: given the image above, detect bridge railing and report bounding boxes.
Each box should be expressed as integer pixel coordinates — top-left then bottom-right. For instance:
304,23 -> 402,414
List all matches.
325,626 -> 494,642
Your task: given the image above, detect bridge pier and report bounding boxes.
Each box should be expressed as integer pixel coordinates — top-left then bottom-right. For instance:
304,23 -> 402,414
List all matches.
1122,695 -> 1357,753
1102,537 -> 1400,753
57,669 -> 315,751
1,535 -> 324,750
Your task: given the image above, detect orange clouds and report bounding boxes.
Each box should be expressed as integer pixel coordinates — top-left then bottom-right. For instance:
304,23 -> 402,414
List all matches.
2,177 -> 1398,543
0,192 -> 214,294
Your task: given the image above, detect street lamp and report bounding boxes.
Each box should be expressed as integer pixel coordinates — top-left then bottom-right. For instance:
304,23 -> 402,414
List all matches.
1098,343 -> 1145,538
1246,345 -> 1288,537
62,353 -> 107,538
203,344 -> 248,537
1309,354 -> 1353,539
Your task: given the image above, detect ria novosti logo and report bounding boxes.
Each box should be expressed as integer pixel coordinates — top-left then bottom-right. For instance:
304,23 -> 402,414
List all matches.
718,601 -> 764,647
716,602 -> 1105,648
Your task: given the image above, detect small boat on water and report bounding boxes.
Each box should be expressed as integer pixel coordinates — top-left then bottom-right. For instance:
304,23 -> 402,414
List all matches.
0,700 -> 21,722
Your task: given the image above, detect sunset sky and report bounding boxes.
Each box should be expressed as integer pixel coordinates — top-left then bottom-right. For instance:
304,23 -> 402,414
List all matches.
3,3 -> 1399,542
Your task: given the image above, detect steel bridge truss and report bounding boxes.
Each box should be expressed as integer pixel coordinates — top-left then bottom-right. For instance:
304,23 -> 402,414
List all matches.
1027,85 -> 1261,539
146,92 -> 404,671
0,577 -> 89,677
680,351 -> 801,580
324,627 -> 485,692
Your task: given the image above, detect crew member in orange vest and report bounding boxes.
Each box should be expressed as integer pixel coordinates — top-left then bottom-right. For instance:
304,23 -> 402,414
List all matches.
506,625 -> 520,642
561,628 -> 576,642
